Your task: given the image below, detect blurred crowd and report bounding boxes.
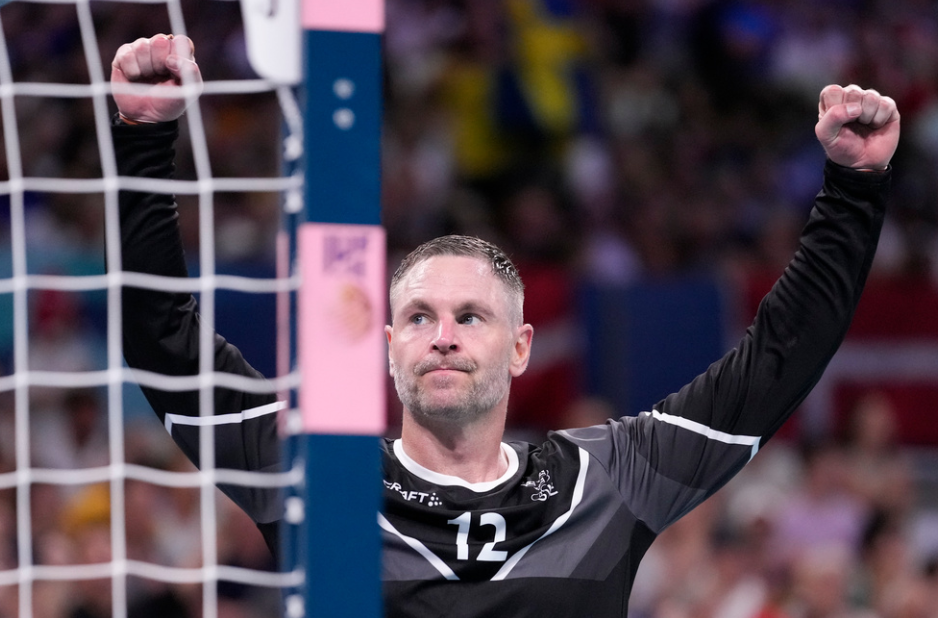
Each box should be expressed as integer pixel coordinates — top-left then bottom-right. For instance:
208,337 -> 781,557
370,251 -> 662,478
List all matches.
627,390 -> 938,618
0,0 -> 937,616
381,0 -> 938,281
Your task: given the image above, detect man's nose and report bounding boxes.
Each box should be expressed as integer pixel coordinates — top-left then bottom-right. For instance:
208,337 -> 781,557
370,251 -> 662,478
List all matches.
432,319 -> 458,352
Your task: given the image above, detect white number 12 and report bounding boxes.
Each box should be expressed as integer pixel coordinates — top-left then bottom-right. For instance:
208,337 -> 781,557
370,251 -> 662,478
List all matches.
446,512 -> 508,562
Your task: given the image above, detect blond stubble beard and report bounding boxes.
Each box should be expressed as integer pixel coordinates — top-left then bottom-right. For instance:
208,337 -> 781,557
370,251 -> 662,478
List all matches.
393,356 -> 512,426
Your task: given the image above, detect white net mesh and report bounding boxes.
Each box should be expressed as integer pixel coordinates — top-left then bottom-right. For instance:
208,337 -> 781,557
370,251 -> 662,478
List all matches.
0,1 -> 302,616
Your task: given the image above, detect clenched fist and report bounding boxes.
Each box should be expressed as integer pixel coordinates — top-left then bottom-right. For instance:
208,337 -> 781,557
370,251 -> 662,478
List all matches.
111,33 -> 202,124
815,84 -> 900,171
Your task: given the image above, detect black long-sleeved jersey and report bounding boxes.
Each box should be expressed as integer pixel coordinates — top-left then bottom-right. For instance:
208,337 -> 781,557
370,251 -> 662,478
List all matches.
115,118 -> 889,617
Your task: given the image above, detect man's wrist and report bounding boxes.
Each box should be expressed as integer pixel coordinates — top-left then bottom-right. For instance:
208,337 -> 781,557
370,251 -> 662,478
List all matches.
827,159 -> 891,174
111,113 -> 179,139
117,112 -> 156,125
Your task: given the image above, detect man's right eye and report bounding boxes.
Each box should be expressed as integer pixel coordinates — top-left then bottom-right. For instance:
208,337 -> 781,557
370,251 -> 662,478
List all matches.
410,314 -> 427,325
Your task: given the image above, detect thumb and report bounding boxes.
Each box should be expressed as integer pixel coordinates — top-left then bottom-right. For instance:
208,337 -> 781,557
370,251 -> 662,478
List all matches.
164,35 -> 200,83
171,34 -> 195,61
816,101 -> 862,144
164,54 -> 203,95
164,54 -> 198,82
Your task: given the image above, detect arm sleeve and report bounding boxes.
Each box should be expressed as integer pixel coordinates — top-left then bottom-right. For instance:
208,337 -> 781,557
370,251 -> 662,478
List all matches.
562,161 -> 890,533
113,117 -> 283,544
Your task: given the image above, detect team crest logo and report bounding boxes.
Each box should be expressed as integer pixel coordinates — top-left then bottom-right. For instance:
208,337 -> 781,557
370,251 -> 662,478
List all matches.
522,470 -> 559,502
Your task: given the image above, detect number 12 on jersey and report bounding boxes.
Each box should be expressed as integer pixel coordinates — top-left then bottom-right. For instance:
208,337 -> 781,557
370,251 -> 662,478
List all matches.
447,512 -> 508,562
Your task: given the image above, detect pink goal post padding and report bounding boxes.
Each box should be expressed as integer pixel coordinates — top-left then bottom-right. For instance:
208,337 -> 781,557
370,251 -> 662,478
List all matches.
302,0 -> 384,33
298,223 -> 387,435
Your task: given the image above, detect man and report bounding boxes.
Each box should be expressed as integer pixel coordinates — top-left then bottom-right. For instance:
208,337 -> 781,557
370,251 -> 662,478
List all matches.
112,34 -> 898,616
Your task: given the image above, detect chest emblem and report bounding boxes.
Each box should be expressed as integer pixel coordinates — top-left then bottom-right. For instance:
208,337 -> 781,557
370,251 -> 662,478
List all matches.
521,469 -> 559,502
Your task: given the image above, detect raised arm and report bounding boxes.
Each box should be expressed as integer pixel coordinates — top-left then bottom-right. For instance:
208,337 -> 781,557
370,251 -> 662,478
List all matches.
111,35 -> 282,552
670,86 -> 901,437
563,86 -> 898,532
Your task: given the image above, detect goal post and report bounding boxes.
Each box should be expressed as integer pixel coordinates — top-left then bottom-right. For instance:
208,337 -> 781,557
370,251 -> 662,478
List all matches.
297,4 -> 386,616
243,1 -> 387,616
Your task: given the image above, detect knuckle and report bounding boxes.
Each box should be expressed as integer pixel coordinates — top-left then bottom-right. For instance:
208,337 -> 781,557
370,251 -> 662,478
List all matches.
130,38 -> 150,55
115,43 -> 133,60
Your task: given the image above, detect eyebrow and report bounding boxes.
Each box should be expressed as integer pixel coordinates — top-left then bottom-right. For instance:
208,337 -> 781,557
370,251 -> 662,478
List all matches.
398,299 -> 495,319
453,301 -> 494,317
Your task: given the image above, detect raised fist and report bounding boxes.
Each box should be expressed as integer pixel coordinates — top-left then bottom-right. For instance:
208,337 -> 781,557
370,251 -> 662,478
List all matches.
816,84 -> 900,171
111,34 -> 202,124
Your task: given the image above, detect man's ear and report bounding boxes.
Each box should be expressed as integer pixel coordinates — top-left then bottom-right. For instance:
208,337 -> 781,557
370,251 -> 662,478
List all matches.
385,324 -> 395,376
509,324 -> 534,378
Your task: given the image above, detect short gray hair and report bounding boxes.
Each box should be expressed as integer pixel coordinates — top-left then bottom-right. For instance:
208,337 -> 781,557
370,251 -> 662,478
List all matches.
389,235 -> 525,324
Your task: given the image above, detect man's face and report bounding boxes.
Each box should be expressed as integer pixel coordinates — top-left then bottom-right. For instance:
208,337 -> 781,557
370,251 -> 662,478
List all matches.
386,255 -> 532,427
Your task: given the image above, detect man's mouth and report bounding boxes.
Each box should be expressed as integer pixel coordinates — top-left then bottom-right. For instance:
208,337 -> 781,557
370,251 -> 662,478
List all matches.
415,359 -> 475,376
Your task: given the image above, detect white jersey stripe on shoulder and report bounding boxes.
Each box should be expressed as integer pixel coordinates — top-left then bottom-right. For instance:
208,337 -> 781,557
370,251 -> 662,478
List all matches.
164,400 -> 287,434
490,446 -> 590,581
378,513 -> 459,581
645,409 -> 761,460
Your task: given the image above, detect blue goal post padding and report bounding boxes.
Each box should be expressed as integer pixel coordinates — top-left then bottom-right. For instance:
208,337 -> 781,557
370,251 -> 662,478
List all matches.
280,4 -> 386,618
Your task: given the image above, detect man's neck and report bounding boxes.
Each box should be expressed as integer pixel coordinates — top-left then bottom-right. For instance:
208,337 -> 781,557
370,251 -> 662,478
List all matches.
399,411 -> 508,484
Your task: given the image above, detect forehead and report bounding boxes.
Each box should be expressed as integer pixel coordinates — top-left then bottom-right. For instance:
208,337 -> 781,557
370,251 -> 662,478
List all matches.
390,255 -> 505,310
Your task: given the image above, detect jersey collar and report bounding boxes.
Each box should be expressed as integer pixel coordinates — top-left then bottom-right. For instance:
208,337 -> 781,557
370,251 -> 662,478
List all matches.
393,439 -> 520,493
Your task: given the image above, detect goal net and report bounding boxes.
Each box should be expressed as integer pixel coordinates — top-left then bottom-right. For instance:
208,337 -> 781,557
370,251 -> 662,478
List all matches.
0,1 -> 306,616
